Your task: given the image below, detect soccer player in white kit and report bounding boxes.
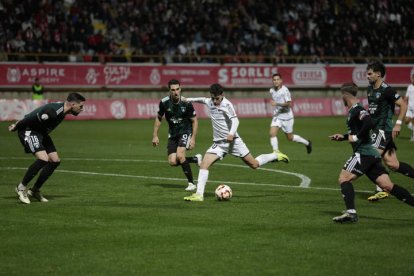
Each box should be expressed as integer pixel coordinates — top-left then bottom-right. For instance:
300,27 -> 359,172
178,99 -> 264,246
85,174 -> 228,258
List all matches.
269,73 -> 312,154
404,73 -> 414,141
182,83 -> 289,202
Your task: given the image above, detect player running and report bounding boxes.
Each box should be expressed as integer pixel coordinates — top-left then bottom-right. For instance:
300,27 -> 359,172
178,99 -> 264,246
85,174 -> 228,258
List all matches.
365,60 -> 414,201
152,79 -> 202,191
182,83 -> 289,202
268,73 -> 312,154
330,83 -> 414,223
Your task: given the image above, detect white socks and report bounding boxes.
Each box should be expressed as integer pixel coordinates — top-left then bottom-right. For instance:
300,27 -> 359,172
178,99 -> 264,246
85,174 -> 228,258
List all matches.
270,137 -> 278,151
196,169 -> 209,195
255,153 -> 277,166
272,135 -> 309,149
293,134 -> 309,145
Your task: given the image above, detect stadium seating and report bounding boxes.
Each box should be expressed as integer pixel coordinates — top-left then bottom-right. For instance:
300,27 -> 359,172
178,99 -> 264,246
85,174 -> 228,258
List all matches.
1,0 -> 413,63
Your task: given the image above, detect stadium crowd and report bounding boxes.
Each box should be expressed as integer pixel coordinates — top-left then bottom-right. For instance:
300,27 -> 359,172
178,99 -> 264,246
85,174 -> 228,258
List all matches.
1,0 -> 413,63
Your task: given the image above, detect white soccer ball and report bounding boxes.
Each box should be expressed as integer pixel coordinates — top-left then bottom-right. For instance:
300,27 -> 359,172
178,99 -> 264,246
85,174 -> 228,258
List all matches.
215,184 -> 232,201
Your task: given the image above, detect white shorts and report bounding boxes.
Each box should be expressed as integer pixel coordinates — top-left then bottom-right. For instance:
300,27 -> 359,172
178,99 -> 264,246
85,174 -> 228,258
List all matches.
207,138 -> 250,160
406,107 -> 414,118
270,117 -> 294,133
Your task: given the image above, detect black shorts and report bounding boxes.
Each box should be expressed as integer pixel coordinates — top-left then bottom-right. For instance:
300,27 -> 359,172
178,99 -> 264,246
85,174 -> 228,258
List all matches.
343,153 -> 388,182
18,130 -> 56,154
371,129 -> 397,155
167,133 -> 192,155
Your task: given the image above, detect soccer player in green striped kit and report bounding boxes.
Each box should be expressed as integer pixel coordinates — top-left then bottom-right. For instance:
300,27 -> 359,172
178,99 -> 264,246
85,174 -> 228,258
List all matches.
8,92 -> 86,204
365,60 -> 414,201
330,83 -> 414,223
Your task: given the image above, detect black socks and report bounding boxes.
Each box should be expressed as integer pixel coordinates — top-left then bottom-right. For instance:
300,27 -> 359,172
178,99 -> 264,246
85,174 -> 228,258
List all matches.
340,181 -> 355,210
181,160 -> 194,183
390,184 -> 414,206
397,162 -> 414,178
22,159 -> 48,185
32,161 -> 61,191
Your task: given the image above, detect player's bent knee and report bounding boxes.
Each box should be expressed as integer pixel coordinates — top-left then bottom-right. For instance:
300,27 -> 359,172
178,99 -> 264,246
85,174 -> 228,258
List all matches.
338,176 -> 352,185
375,174 -> 394,192
168,160 -> 178,166
385,162 -> 399,171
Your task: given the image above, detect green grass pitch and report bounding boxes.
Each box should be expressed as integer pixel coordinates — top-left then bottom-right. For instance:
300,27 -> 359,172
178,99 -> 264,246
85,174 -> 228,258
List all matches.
0,117 -> 413,275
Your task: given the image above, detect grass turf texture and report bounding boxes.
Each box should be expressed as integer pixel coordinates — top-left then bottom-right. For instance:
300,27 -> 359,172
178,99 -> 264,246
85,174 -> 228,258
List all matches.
0,117 -> 413,275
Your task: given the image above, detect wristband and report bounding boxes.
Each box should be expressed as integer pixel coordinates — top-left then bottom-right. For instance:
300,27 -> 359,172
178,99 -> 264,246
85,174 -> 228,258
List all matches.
396,120 -> 402,125
351,135 -> 358,142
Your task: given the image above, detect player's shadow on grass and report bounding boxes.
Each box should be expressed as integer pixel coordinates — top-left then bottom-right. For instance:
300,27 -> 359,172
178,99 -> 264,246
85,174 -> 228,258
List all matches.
322,210 -> 414,223
147,183 -> 186,189
3,195 -> 70,200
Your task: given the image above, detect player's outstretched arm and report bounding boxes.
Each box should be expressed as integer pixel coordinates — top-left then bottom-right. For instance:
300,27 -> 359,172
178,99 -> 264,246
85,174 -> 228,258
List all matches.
8,121 -> 18,132
152,115 -> 162,147
182,97 -> 208,103
329,134 -> 346,141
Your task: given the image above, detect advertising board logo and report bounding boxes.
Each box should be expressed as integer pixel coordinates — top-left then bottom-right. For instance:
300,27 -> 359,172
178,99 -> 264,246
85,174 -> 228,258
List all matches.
104,66 -> 130,85
292,67 -> 326,85
352,67 -> 368,86
218,66 -> 277,85
7,68 -> 21,83
85,68 -> 99,84
111,101 -> 126,119
150,69 -> 161,85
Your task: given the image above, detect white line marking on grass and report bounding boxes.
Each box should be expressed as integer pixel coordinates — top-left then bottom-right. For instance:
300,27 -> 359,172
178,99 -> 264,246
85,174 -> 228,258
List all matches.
0,166 -> 374,194
1,167 -> 309,190
2,157 -> 311,188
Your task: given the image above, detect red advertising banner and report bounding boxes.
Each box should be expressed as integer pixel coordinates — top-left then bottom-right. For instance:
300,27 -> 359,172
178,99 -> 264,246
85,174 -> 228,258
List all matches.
0,99 -> 48,121
291,98 -> 333,116
66,99 -> 129,120
1,63 -> 413,89
1,98 -> 370,122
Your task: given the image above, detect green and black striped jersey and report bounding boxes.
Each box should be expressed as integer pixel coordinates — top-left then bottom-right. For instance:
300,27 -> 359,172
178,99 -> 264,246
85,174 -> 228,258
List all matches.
17,102 -> 66,134
347,103 -> 379,157
157,96 -> 196,138
367,82 -> 401,132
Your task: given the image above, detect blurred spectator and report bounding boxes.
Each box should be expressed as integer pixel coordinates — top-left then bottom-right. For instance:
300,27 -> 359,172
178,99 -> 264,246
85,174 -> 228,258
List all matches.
32,78 -> 44,100
0,0 -> 413,64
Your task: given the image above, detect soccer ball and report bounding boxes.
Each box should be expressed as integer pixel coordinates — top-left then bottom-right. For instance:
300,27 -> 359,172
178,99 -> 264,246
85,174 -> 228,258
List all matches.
215,184 -> 232,201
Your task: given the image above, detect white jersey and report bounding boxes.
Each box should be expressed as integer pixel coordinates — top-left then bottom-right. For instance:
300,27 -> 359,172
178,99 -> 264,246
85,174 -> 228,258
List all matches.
187,97 -> 239,142
270,85 -> 293,120
406,84 -> 414,108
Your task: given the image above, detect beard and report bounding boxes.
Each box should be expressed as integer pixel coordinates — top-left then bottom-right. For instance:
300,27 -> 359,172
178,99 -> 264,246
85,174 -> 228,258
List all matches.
71,110 -> 81,116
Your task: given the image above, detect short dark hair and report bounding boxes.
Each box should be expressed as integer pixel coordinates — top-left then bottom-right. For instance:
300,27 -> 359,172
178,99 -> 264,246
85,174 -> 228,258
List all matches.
209,83 -> 224,96
272,73 -> 282,78
168,79 -> 180,88
366,60 -> 386,77
67,92 -> 86,103
340,82 -> 358,96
